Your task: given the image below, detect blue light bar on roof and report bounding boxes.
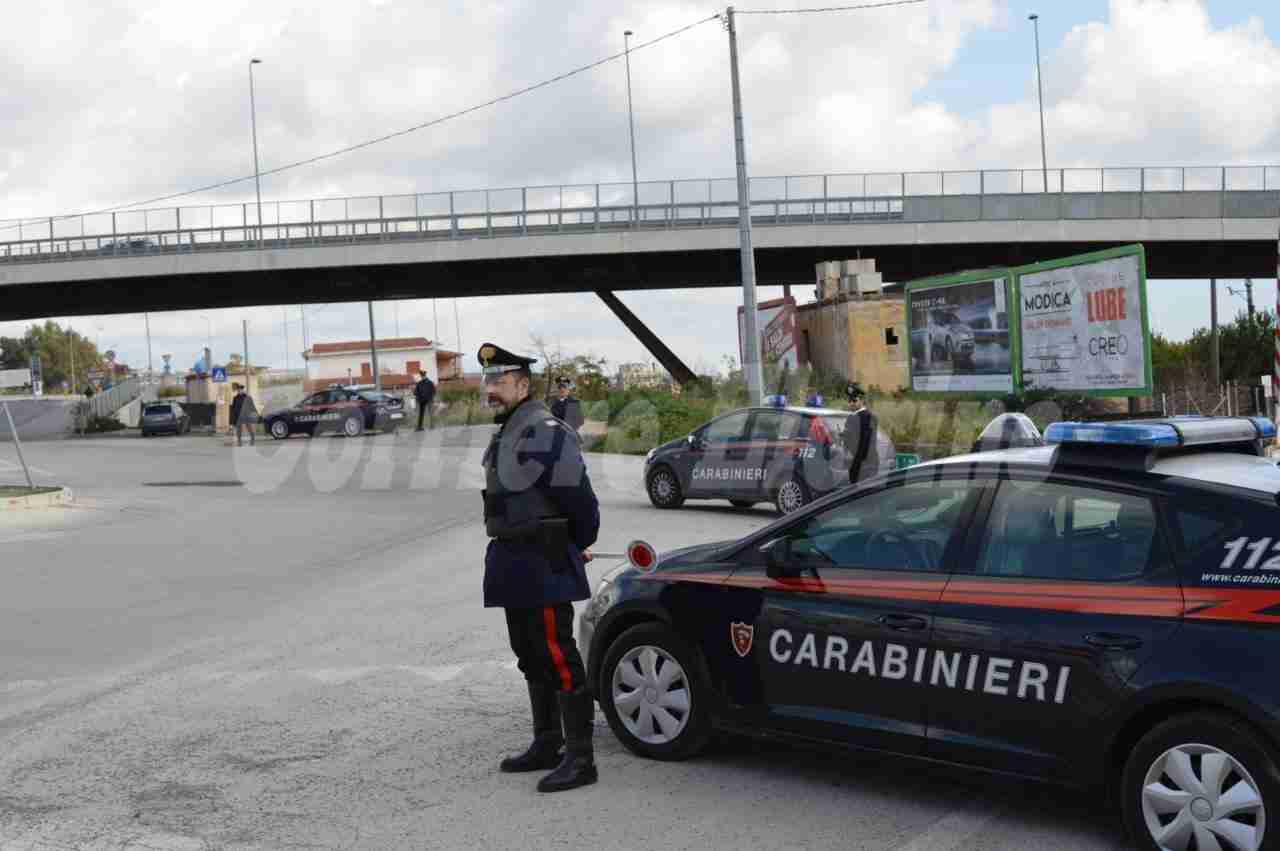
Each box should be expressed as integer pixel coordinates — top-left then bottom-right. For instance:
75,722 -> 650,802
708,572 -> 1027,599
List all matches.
1045,417 -> 1275,449
1044,422 -> 1180,448
1248,417 -> 1278,440
764,394 -> 787,408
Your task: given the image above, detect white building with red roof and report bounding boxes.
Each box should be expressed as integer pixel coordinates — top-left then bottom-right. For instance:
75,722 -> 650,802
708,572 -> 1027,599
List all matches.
302,337 -> 462,393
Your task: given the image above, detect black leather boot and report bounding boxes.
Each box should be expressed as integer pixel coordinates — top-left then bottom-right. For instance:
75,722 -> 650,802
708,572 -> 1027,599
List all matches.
537,687 -> 598,793
501,682 -> 563,773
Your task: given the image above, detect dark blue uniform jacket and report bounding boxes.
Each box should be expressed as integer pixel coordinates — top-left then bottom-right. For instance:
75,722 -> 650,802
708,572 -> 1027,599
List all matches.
482,398 -> 600,608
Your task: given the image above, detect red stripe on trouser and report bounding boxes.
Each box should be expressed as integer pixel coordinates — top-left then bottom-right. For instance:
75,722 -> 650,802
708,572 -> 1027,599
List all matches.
543,607 -> 573,692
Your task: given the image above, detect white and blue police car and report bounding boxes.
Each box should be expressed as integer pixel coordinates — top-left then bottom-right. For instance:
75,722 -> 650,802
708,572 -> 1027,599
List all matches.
585,416 -> 1280,851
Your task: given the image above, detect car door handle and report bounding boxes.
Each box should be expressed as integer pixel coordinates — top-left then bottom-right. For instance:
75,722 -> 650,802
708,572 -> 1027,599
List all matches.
877,614 -> 928,632
1084,632 -> 1144,650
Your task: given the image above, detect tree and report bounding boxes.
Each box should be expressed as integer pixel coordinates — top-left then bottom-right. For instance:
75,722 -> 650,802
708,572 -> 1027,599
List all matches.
1187,310 -> 1275,384
1150,332 -> 1192,389
527,334 -> 611,400
1,322 -> 100,390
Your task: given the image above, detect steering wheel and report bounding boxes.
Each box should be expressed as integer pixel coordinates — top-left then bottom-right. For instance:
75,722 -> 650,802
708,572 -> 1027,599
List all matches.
863,527 -> 928,571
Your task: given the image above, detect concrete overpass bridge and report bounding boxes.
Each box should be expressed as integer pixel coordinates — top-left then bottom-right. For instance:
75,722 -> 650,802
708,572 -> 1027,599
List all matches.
1,165 -> 1276,381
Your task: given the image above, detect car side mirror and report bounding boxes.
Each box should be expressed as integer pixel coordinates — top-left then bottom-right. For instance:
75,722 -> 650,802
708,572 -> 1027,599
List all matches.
687,432 -> 703,448
760,537 -> 801,579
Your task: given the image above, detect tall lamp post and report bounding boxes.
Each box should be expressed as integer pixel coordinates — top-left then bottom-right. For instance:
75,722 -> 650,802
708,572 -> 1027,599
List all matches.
249,58 -> 265,248
624,30 -> 640,227
1029,14 -> 1049,193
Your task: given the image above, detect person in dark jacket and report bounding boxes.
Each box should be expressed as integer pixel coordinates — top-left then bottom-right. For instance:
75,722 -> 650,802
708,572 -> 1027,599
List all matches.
842,382 -> 878,484
414,370 -> 436,431
479,343 -> 600,793
549,377 -> 585,434
230,383 -> 258,446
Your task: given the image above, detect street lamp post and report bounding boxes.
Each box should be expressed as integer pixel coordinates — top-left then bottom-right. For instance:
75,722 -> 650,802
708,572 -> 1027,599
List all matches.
1029,14 -> 1048,193
249,58 -> 265,248
725,6 -> 763,406
624,30 -> 640,227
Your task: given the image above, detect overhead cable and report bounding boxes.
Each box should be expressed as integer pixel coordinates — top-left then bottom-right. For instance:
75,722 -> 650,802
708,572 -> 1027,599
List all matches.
737,0 -> 925,14
0,13 -> 721,234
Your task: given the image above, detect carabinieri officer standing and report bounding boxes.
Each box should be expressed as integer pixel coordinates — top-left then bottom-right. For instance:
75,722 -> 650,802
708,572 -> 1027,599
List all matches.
479,343 -> 601,793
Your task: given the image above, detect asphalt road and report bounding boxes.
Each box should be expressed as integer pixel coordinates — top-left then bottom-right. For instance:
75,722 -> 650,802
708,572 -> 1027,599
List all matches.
0,430 -> 1132,850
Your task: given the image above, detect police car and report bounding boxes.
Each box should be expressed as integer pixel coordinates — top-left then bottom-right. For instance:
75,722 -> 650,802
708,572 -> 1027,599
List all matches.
261,386 -> 405,439
583,416 -> 1280,851
643,401 -> 883,516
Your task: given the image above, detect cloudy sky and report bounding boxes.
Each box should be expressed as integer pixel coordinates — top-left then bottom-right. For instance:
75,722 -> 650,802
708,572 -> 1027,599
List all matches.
2,0 -> 1278,375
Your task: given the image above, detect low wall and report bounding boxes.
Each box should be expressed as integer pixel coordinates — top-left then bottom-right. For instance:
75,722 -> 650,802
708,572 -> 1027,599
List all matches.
0,399 -> 78,441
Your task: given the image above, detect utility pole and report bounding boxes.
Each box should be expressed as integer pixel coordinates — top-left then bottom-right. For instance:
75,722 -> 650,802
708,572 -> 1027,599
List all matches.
367,301 -> 381,391
453,299 -> 462,365
725,5 -> 763,406
68,324 -> 76,394
144,313 -> 154,384
1228,279 -> 1257,318
242,320 -> 250,392
1210,279 -> 1221,389
624,29 -> 641,227
1029,14 -> 1048,193
249,59 -> 265,249
1273,276 -> 1279,430
282,306 -> 289,374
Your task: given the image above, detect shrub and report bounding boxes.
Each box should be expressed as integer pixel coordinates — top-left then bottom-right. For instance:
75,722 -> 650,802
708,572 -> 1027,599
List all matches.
440,386 -> 482,406
157,386 -> 185,398
84,415 -> 127,434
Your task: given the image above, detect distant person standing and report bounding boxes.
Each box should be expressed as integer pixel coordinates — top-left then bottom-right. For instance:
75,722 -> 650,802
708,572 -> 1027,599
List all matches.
230,383 -> 258,447
414,370 -> 437,431
550,377 -> 584,435
842,382 -> 879,484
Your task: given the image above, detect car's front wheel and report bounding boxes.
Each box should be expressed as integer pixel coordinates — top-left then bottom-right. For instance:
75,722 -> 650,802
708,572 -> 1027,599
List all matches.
342,415 -> 364,438
646,466 -> 685,509
269,419 -> 290,440
1121,711 -> 1277,851
773,476 -> 811,515
598,623 -> 711,761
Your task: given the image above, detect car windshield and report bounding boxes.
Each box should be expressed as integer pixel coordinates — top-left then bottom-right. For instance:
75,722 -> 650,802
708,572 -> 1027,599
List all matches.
144,405 -> 171,415
932,311 -> 961,325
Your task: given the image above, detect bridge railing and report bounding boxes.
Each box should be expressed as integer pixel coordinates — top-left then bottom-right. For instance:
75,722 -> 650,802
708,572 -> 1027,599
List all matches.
1,165 -> 1277,265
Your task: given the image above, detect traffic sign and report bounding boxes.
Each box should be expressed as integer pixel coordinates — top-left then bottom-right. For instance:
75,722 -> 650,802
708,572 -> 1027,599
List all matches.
895,452 -> 922,469
212,367 -> 228,383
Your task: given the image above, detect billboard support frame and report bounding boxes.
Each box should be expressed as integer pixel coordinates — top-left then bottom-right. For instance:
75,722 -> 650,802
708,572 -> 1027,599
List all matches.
903,244 -> 1152,400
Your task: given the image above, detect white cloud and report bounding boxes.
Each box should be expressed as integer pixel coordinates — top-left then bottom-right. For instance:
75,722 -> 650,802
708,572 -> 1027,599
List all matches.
2,0 -> 1278,373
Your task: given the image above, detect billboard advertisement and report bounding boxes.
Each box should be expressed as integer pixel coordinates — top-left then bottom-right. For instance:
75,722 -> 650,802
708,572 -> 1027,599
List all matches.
1016,245 -> 1151,395
0,368 -> 32,389
906,272 -> 1014,395
738,297 -> 799,371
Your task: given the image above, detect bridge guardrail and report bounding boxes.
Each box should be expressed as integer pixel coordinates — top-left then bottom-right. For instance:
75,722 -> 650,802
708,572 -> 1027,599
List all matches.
2,165 -> 1278,266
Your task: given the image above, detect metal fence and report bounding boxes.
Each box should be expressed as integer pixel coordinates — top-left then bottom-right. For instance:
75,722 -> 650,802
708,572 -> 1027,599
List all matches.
2,165 -> 1277,266
87,377 -> 144,419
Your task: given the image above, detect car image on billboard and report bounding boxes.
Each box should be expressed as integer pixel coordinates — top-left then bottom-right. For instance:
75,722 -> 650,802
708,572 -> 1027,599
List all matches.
908,275 -> 1014,394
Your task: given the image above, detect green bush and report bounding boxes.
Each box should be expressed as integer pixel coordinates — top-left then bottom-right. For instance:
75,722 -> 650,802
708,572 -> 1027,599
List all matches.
84,415 -> 127,434
157,386 -> 185,398
440,386 -> 482,405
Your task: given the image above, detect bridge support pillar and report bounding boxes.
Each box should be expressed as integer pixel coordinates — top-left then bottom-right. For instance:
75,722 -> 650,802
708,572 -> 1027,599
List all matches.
594,290 -> 697,387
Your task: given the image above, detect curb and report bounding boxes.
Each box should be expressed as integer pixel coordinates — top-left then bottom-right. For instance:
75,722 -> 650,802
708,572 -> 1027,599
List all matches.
0,487 -> 74,511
